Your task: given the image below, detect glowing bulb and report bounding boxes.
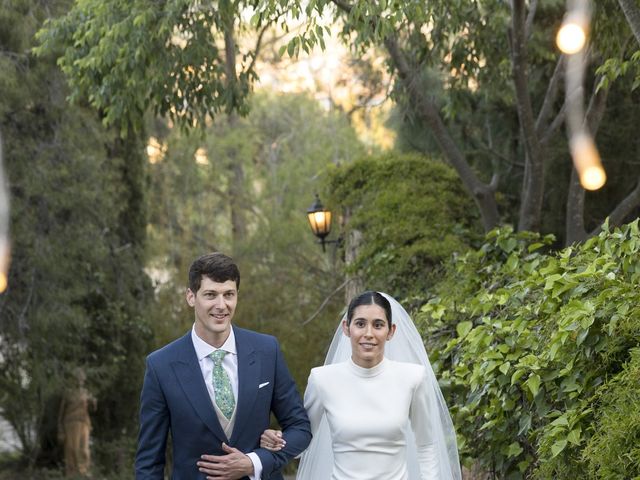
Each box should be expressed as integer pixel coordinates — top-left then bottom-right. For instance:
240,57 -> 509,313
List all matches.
557,9 -> 588,55
570,133 -> 606,191
557,23 -> 586,54
0,240 -> 9,293
581,166 -> 607,190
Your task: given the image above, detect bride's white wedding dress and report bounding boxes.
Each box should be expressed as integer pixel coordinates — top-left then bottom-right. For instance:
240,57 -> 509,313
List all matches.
295,293 -> 461,480
304,358 -> 439,480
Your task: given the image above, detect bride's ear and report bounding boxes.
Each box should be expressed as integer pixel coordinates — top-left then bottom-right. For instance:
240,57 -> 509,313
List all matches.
341,319 -> 350,336
386,323 -> 397,341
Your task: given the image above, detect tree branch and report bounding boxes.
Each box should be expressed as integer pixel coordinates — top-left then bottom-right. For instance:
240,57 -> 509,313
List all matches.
591,180 -> 640,236
584,77 -> 610,134
247,24 -> 270,74
510,0 -> 544,232
535,56 -> 564,136
384,36 -> 500,230
618,0 -> 640,46
540,102 -> 566,147
302,278 -> 351,326
525,0 -> 539,39
565,167 -> 587,245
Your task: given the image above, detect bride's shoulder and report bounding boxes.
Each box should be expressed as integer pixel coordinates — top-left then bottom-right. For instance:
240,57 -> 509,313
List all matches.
309,362 -> 347,380
387,359 -> 427,379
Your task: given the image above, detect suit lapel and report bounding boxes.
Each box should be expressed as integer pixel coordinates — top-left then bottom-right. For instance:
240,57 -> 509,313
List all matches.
172,333 -> 228,444
230,328 -> 259,445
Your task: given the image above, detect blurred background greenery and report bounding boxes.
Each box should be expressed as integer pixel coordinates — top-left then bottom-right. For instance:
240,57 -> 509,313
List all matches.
1,0 -> 640,478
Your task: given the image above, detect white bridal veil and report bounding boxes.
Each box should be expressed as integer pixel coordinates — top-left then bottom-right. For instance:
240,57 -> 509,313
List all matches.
296,292 -> 462,480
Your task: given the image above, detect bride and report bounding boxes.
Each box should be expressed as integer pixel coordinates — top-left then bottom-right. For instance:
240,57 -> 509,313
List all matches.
261,291 -> 461,480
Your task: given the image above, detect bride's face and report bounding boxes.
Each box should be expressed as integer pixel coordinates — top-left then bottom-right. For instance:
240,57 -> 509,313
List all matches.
342,304 -> 396,368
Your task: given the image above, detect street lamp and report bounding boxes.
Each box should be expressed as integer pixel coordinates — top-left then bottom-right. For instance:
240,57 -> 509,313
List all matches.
306,194 -> 341,252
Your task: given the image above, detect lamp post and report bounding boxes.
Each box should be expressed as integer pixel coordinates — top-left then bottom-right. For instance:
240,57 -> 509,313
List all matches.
306,194 -> 341,252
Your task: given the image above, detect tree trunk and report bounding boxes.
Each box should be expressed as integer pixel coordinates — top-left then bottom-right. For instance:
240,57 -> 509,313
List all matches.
383,38 -> 500,232
510,0 -> 545,232
565,167 -> 587,245
228,141 -> 248,249
343,208 -> 365,304
107,127 -> 147,261
564,78 -> 610,245
222,1 -> 247,252
618,0 -> 640,46
591,180 -> 640,236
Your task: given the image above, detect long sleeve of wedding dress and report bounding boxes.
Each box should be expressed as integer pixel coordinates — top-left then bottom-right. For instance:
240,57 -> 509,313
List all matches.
409,370 -> 439,480
303,370 -> 324,435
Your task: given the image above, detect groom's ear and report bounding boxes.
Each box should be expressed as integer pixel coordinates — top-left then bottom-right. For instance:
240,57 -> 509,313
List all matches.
186,288 -> 196,307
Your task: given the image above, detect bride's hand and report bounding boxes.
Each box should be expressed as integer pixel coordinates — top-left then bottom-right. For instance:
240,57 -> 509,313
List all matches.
260,429 -> 286,451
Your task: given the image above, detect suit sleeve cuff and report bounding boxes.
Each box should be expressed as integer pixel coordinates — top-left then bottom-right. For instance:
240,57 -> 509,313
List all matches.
247,452 -> 262,480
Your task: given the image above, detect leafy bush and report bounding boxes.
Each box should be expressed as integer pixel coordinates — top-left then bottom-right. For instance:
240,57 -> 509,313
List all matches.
417,220 -> 640,479
582,348 -> 640,479
327,153 -> 480,299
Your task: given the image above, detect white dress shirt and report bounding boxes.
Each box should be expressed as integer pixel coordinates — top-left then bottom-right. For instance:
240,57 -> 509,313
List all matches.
192,325 -> 263,480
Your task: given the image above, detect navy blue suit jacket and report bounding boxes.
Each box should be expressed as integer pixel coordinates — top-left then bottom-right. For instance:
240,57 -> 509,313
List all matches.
135,327 -> 311,479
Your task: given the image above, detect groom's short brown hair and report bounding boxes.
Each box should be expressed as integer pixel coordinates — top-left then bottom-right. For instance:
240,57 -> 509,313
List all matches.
188,252 -> 240,293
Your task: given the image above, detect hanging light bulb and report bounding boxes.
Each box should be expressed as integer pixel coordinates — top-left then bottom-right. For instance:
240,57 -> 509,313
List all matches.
0,239 -> 9,293
0,134 -> 8,293
556,10 -> 588,54
570,132 -> 606,190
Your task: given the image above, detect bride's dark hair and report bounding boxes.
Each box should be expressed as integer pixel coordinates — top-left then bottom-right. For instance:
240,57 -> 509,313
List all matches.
346,291 -> 392,328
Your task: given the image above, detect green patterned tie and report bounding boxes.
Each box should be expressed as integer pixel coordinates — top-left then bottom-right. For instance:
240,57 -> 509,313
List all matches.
210,350 -> 235,420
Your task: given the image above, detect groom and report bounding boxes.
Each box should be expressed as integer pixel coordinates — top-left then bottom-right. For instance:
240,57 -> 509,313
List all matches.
135,252 -> 311,479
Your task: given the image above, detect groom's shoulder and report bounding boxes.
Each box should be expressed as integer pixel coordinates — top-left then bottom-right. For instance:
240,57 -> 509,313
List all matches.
233,326 -> 278,348
147,332 -> 190,362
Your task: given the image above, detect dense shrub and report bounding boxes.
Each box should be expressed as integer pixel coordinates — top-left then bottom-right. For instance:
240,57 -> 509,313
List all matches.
582,348 -> 640,479
327,153 -> 480,299
417,220 -> 640,479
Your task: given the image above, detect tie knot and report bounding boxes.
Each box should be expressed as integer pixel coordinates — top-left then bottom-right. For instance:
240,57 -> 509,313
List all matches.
210,350 -> 227,365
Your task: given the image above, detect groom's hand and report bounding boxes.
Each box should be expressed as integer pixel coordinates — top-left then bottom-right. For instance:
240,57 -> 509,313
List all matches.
197,443 -> 254,480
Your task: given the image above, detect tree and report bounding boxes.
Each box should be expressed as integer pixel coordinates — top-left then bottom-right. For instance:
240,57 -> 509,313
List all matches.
144,91 -> 366,388
327,152 -> 480,301
286,0 -> 640,242
0,0 -> 152,472
38,1 -> 640,242
35,0 -> 297,133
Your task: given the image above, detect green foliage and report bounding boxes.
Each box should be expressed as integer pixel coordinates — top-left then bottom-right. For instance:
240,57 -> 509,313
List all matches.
145,91 -> 365,390
582,349 -> 640,479
417,221 -> 640,478
34,0 -> 295,132
0,0 -> 152,470
327,153 -> 480,299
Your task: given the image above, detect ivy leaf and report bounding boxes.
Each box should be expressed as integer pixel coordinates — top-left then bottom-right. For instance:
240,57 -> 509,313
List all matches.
499,361 -> 511,375
525,374 -> 541,397
511,369 -> 526,385
506,442 -> 524,458
567,427 -> 582,445
551,439 -> 568,458
456,321 -> 473,338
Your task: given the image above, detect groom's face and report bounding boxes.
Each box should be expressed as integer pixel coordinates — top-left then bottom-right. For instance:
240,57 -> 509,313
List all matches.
187,276 -> 238,347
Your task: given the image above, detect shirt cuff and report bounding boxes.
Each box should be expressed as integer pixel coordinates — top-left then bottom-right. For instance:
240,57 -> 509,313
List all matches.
247,452 -> 262,480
